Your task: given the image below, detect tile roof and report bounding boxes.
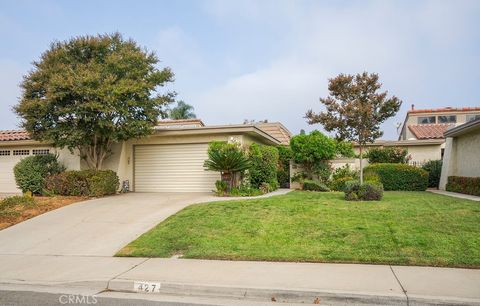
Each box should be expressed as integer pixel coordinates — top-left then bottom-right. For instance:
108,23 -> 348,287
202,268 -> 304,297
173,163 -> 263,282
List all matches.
156,119 -> 205,128
408,124 -> 454,139
0,130 -> 31,142
408,107 -> 480,114
255,122 -> 292,145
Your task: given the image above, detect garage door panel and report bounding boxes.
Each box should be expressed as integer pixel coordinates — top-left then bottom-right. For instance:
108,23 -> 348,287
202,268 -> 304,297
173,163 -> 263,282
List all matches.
134,144 -> 220,192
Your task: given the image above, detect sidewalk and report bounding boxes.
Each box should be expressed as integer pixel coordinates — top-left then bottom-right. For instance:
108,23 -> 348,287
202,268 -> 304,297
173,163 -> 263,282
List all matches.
427,189 -> 480,201
0,255 -> 479,305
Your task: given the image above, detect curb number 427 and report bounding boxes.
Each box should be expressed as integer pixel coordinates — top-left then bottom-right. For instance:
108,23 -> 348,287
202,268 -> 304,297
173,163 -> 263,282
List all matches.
134,281 -> 161,293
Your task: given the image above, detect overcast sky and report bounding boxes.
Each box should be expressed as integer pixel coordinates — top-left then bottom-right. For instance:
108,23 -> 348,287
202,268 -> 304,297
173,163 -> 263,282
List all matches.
0,0 -> 479,139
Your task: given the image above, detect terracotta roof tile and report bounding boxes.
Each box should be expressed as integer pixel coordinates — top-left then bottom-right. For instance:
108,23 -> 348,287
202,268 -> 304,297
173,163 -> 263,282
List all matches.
0,130 -> 31,142
408,107 -> 480,114
408,124 -> 454,139
156,119 -> 205,127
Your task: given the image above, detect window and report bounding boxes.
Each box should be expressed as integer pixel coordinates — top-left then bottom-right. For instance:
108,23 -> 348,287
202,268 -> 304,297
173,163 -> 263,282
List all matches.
417,116 -> 436,124
0,150 -> 10,156
13,149 -> 30,156
32,149 -> 50,155
466,114 -> 480,122
438,115 -> 456,123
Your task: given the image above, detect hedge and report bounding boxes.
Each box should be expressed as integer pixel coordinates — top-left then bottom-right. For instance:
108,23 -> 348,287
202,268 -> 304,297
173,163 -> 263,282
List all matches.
45,170 -> 119,196
363,163 -> 428,191
422,160 -> 443,188
446,176 -> 480,196
367,147 -> 408,164
344,180 -> 383,201
13,154 -> 65,194
303,180 -> 330,192
277,145 -> 292,188
248,143 -> 279,189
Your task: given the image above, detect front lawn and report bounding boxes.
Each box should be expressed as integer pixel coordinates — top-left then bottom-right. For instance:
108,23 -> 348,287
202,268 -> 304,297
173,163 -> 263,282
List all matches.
117,191 -> 480,268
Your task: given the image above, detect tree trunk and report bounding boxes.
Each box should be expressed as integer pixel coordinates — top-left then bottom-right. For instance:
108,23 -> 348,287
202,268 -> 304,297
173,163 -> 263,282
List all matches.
79,138 -> 112,170
359,145 -> 363,184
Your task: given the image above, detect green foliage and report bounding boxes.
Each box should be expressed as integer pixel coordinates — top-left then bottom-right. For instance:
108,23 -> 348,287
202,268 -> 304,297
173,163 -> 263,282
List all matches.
248,143 -> 279,189
13,154 -> 65,194
45,170 -> 119,196
15,33 -> 174,169
169,100 -> 196,119
277,145 -> 292,188
446,176 -> 480,196
290,130 -> 336,179
215,180 -> 228,195
332,164 -> 358,180
230,185 -> 264,197
335,140 -> 355,158
344,180 -> 383,201
303,180 -> 330,192
422,160 -> 443,188
330,176 -> 354,191
367,147 -> 408,164
364,163 -> 428,191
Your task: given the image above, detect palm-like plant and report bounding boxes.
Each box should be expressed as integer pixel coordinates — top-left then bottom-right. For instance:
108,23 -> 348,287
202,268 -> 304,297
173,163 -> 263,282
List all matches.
204,141 -> 250,190
169,100 -> 196,119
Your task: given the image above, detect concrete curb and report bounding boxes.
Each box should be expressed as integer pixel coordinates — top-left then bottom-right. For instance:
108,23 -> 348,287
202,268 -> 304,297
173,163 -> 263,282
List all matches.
108,279 -> 408,305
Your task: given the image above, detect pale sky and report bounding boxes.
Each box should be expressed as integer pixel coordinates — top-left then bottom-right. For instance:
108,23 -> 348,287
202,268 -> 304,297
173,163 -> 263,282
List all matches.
1,0 -> 479,139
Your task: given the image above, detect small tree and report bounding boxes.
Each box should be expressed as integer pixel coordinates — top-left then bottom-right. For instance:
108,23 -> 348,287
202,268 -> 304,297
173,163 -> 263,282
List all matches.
305,72 -> 402,183
15,33 -> 174,169
290,130 -> 336,181
169,101 -> 196,119
203,141 -> 250,190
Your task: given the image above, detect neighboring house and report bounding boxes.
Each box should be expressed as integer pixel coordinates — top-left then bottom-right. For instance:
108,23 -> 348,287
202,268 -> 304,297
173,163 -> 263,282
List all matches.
0,119 -> 291,193
354,106 -> 480,165
439,118 -> 480,190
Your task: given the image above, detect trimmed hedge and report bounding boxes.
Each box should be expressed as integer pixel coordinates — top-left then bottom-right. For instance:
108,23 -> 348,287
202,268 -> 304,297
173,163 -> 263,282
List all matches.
363,163 -> 428,191
13,154 -> 65,194
45,170 -> 119,196
446,176 -> 480,196
422,160 -> 442,189
367,147 -> 408,164
344,180 -> 383,201
248,143 -> 279,189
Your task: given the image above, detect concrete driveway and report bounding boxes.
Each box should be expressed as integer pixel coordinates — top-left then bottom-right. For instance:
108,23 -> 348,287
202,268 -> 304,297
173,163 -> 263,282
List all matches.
0,193 -> 219,256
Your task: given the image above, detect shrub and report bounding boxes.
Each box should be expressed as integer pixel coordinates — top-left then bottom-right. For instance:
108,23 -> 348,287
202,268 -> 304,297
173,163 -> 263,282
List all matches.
422,160 -> 443,189
367,147 -> 408,164
13,154 -> 65,194
446,176 -> 480,196
303,180 -> 330,192
332,164 -> 358,180
330,176 -> 354,191
215,180 -> 228,195
230,186 -> 264,197
335,140 -> 355,158
45,170 -> 119,196
248,143 -> 279,189
344,180 -> 383,201
363,163 -> 428,191
277,145 -> 292,188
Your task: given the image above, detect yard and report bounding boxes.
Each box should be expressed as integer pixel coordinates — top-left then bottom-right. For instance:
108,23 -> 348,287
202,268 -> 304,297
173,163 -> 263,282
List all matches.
0,196 -> 87,230
117,191 -> 480,268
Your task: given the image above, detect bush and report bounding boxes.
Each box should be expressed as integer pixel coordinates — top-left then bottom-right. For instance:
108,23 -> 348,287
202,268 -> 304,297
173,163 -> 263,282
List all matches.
303,180 -> 330,192
13,154 -> 65,194
344,180 -> 383,201
277,145 -> 292,188
248,143 -> 279,189
446,176 -> 480,196
364,163 -> 428,191
367,147 -> 408,164
335,140 -> 355,158
45,170 -> 119,196
215,180 -> 228,195
330,176 -> 354,191
422,160 -> 443,189
332,164 -> 358,180
230,185 -> 264,197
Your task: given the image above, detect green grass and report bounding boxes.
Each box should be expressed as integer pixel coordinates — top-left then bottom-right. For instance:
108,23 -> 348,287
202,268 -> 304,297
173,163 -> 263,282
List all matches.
117,191 -> 480,268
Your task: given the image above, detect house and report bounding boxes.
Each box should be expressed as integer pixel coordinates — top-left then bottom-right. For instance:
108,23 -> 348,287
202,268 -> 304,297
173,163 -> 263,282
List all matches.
439,118 -> 480,190
0,119 -> 291,193
353,106 -> 480,165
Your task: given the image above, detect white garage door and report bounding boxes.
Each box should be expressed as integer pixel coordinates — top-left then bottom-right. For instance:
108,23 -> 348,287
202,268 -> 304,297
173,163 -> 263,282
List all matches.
0,148 -> 32,193
134,144 -> 220,192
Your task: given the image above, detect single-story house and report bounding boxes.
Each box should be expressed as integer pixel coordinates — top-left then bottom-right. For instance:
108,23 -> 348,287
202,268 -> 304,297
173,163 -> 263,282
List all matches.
0,119 -> 291,193
439,118 -> 480,190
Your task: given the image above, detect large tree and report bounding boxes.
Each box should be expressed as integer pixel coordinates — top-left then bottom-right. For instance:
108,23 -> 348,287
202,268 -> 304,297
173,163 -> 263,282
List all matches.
305,72 -> 402,183
169,100 -> 196,119
15,33 -> 174,169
